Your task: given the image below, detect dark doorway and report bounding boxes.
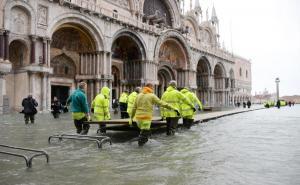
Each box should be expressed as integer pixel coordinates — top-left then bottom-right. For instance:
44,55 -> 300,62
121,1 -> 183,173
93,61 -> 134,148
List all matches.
112,89 -> 116,100
51,85 -> 70,105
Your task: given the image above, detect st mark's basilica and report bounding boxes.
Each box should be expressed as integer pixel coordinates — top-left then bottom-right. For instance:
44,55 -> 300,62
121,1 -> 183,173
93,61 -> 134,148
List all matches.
0,0 -> 251,113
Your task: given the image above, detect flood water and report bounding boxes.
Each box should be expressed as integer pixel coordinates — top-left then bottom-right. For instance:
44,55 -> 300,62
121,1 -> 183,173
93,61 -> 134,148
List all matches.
1,106 -> 300,185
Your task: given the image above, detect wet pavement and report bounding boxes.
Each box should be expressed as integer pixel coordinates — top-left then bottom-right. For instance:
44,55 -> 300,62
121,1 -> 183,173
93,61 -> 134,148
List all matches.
0,105 -> 300,185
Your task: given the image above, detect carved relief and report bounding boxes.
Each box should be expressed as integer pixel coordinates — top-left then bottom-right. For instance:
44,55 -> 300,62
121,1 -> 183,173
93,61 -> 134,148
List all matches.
38,5 -> 48,26
143,0 -> 172,26
10,7 -> 30,34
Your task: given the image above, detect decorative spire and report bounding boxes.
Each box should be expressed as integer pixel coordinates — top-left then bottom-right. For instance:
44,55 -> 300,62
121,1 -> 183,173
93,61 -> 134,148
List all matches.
190,0 -> 193,11
211,5 -> 219,24
195,0 -> 200,8
206,8 -> 209,21
194,0 -> 202,22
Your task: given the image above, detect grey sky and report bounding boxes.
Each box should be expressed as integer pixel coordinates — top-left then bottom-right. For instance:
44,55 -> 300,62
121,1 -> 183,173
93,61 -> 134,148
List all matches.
185,0 -> 300,96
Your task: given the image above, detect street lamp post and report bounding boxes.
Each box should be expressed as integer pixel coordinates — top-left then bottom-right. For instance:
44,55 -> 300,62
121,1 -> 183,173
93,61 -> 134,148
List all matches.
275,77 -> 280,101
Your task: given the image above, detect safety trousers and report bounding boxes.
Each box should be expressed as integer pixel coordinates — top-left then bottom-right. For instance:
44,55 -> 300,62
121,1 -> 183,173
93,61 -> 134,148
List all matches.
166,117 -> 179,136
137,120 -> 151,146
74,117 -> 90,134
119,103 -> 129,118
182,118 -> 194,129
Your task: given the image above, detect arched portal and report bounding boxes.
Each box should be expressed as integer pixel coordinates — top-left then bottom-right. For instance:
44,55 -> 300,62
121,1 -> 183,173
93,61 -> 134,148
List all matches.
213,63 -> 225,106
157,65 -> 175,97
157,38 -> 188,89
50,23 -> 97,104
111,31 -> 145,98
111,65 -> 120,100
196,57 -> 211,106
143,0 -> 172,27
7,40 -> 30,110
9,40 -> 29,69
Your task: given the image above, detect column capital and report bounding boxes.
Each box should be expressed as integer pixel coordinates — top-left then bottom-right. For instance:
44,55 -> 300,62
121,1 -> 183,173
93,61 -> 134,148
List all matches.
0,29 -> 5,35
42,37 -> 50,43
30,35 -> 38,42
4,30 -> 10,35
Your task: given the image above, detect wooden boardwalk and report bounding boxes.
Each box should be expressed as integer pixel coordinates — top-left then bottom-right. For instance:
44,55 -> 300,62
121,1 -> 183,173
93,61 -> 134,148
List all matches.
85,106 -> 265,131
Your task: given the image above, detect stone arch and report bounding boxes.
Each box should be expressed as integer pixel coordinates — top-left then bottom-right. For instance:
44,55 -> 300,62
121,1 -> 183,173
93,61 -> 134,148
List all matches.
4,1 -> 36,35
111,29 -> 147,97
142,0 -> 181,28
196,57 -> 211,87
112,29 -> 147,60
51,23 -> 96,53
213,62 -> 226,78
157,64 -> 175,97
213,62 -> 226,106
185,16 -> 200,40
47,13 -> 105,51
154,30 -> 191,69
50,54 -> 76,79
196,56 -> 212,75
196,56 -> 211,105
111,65 -> 121,100
201,27 -> 214,46
8,39 -> 29,69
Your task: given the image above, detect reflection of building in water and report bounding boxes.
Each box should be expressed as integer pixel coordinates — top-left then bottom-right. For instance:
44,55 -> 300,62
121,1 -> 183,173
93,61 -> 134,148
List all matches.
0,0 -> 251,113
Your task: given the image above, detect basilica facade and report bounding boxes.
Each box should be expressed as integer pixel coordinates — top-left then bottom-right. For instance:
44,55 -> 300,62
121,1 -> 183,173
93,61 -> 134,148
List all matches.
0,0 -> 251,113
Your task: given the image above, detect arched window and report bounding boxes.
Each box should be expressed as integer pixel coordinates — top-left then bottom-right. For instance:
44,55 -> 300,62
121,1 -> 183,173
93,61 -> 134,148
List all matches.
239,68 -> 242,77
246,70 -> 248,78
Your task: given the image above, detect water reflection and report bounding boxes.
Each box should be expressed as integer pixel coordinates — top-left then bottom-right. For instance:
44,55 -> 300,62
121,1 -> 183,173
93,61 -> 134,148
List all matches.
1,106 -> 300,185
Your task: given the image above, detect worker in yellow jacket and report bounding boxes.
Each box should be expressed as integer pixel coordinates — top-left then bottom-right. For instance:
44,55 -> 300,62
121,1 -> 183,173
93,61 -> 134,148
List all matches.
130,83 -> 178,146
91,86 -> 110,134
119,90 -> 129,118
180,87 -> 203,129
127,87 -> 141,119
161,80 -> 195,135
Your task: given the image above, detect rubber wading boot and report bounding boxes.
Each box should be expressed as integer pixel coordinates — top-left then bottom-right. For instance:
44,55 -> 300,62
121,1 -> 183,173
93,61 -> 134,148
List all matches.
138,130 -> 151,146
80,129 -> 88,135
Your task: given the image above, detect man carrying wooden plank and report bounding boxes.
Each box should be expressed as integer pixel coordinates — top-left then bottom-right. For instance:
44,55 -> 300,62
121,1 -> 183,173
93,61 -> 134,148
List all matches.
91,87 -> 111,134
130,83 -> 179,146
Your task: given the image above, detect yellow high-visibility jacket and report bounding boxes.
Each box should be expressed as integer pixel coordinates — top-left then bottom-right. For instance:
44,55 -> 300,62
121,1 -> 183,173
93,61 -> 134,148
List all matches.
180,89 -> 203,119
119,92 -> 128,104
91,87 -> 110,121
161,86 -> 194,118
127,91 -> 138,116
131,87 -> 174,121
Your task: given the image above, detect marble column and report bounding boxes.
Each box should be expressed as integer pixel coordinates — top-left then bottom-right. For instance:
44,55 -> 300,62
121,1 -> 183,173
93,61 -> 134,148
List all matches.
47,38 -> 51,67
0,73 -> 6,113
0,30 -> 5,61
90,80 -> 94,103
4,31 -> 9,61
29,72 -> 35,94
30,35 -> 37,64
42,38 -> 47,65
95,80 -> 100,95
41,73 -> 48,111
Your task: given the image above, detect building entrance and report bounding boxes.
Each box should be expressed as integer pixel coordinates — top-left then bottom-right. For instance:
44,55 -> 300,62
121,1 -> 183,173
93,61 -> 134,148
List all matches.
51,85 -> 70,106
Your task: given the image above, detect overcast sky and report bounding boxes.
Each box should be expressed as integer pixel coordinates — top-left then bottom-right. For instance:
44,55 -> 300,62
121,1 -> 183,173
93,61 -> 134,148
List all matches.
184,0 -> 300,96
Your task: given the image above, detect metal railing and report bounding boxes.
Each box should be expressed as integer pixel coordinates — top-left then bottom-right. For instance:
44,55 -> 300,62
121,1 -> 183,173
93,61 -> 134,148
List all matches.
48,134 -> 112,149
0,144 -> 49,168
